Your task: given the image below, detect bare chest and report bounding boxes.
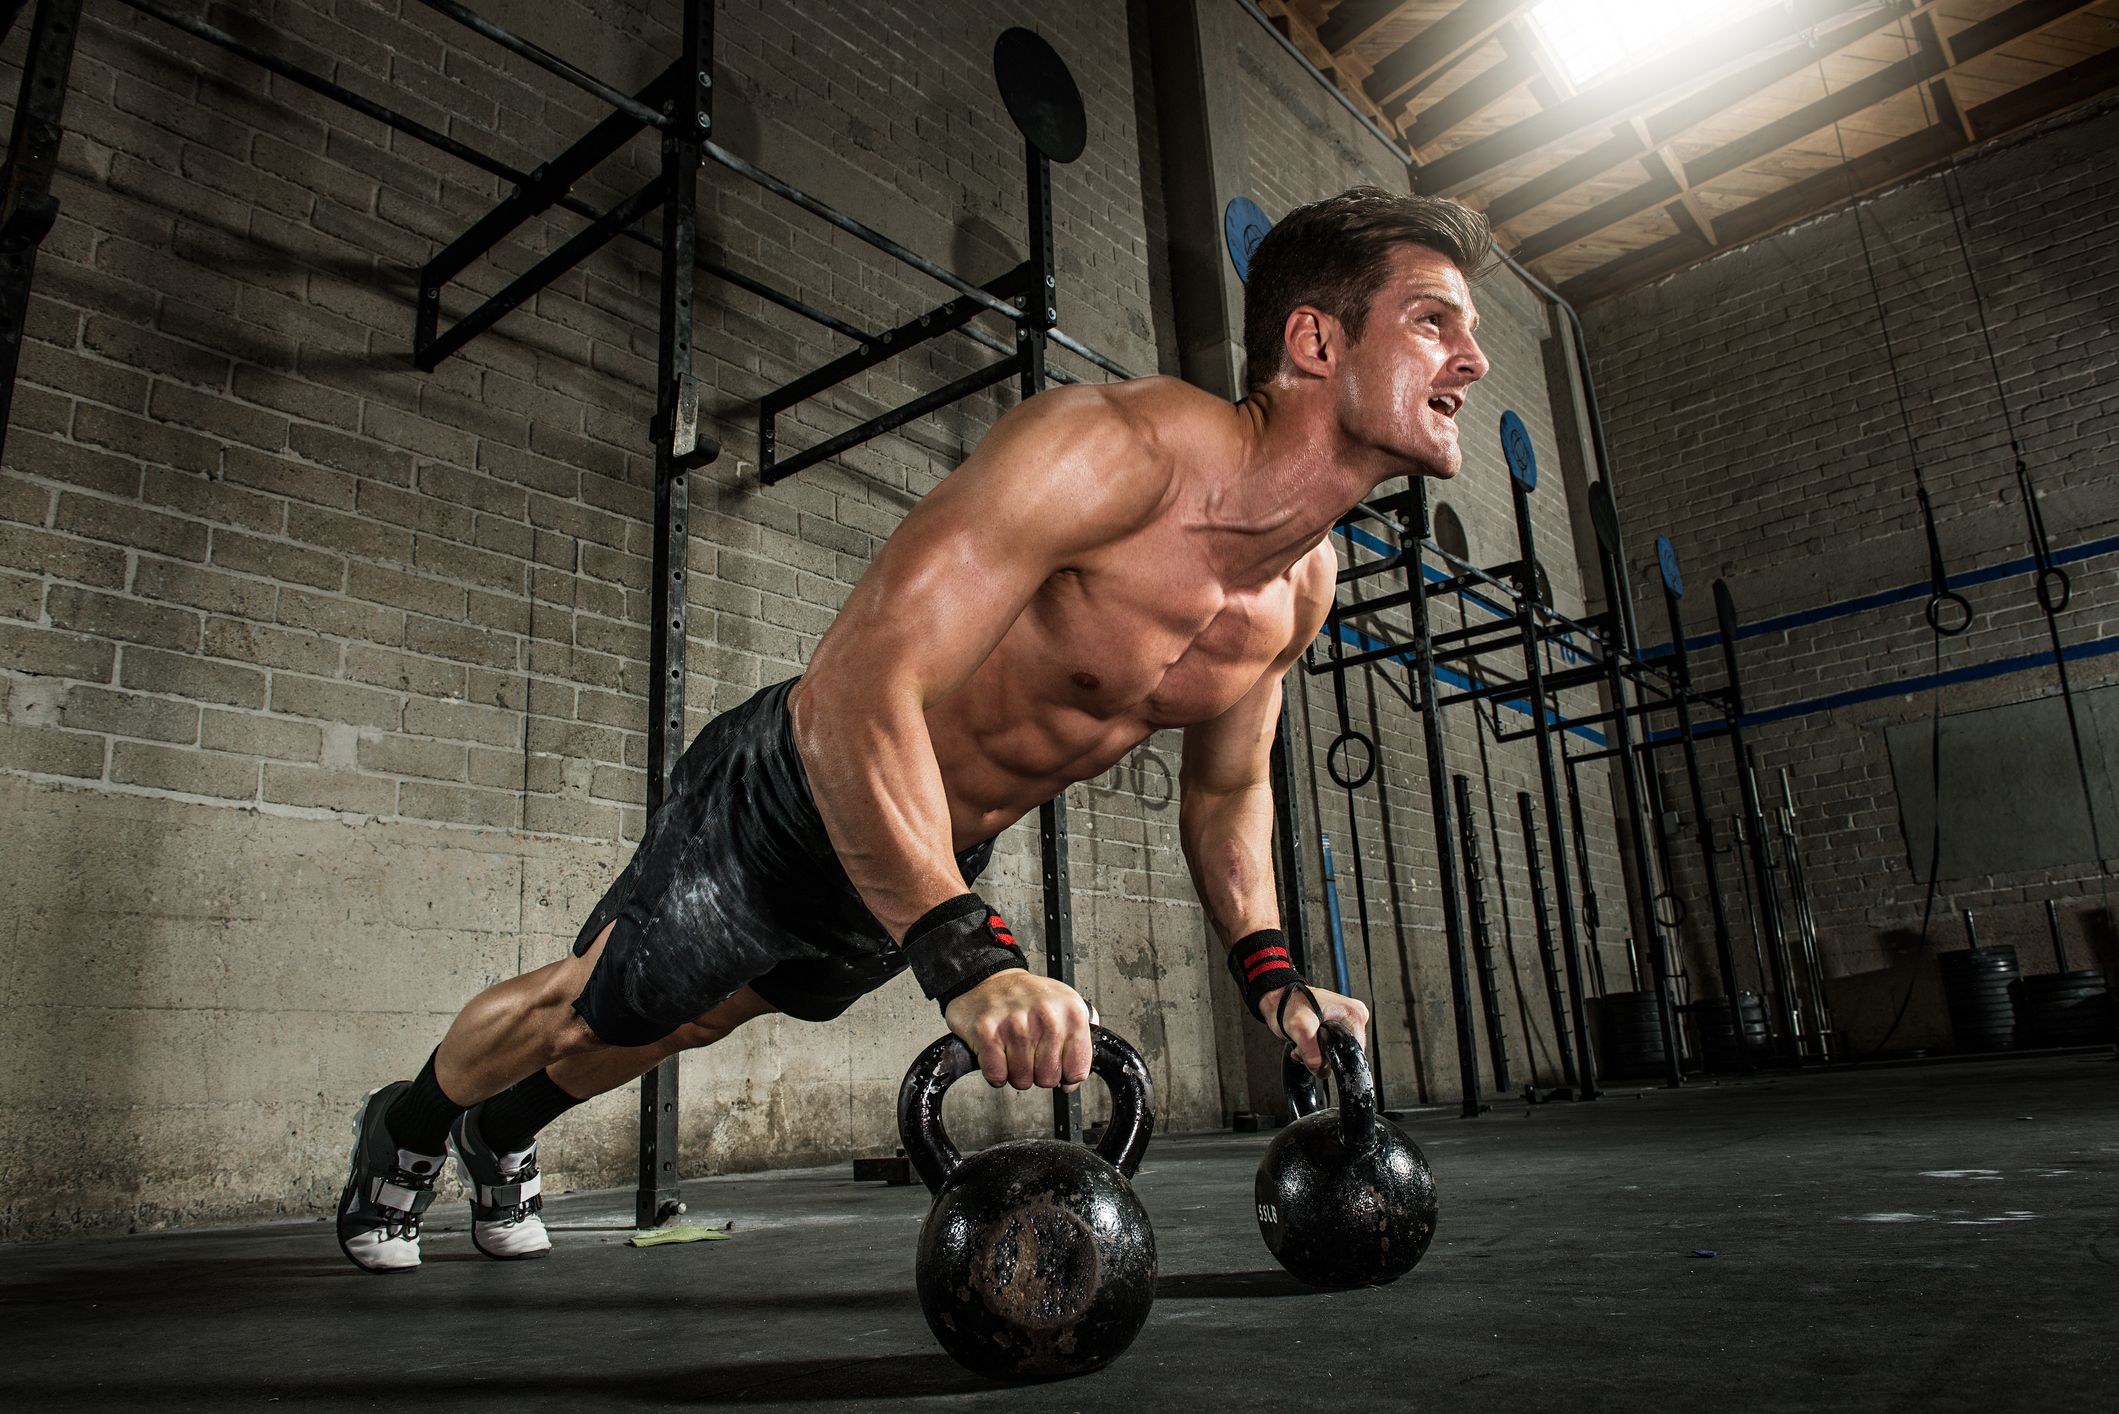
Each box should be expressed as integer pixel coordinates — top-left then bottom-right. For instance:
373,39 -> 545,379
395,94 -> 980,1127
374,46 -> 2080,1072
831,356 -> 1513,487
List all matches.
1015,553 -> 1298,729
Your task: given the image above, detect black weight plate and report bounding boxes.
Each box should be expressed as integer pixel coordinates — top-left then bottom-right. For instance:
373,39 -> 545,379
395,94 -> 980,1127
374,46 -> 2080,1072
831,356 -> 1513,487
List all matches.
994,28 -> 1086,164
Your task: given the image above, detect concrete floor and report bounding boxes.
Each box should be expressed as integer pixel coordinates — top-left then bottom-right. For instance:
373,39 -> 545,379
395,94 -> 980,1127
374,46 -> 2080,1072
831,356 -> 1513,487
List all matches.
5,1054 -> 2116,1412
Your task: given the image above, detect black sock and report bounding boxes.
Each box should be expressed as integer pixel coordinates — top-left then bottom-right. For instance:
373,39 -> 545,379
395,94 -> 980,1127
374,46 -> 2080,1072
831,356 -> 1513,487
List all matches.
383,1050 -> 465,1156
475,1068 -> 585,1154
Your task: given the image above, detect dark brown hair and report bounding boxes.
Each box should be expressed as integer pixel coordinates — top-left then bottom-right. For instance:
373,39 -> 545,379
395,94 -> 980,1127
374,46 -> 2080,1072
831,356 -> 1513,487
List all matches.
1242,187 -> 1492,390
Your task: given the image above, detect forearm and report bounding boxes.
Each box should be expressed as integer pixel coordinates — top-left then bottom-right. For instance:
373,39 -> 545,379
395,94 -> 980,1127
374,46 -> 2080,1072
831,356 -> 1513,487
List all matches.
790,677 -> 971,941
1178,783 -> 1283,950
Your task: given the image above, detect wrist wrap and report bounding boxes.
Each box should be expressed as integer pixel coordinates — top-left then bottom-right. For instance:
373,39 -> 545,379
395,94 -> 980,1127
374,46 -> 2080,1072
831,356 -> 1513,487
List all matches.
902,892 -> 1028,1010
1227,928 -> 1304,1021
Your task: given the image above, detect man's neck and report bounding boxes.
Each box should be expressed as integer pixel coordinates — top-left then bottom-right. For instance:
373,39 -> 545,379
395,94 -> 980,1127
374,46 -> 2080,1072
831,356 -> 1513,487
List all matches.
1207,389 -> 1400,582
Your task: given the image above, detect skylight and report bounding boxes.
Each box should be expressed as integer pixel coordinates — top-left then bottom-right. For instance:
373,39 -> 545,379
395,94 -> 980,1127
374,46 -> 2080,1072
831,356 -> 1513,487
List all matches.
1528,0 -> 1785,89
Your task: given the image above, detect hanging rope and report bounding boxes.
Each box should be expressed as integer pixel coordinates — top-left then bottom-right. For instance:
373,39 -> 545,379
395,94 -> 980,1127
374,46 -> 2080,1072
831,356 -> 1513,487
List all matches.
1918,47 -> 2109,875
1816,50 -> 1971,637
1818,39 -> 1964,1055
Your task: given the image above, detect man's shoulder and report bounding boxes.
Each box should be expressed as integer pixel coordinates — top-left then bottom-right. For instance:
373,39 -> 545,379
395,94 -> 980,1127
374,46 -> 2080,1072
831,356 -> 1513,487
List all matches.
1024,375 -> 1226,438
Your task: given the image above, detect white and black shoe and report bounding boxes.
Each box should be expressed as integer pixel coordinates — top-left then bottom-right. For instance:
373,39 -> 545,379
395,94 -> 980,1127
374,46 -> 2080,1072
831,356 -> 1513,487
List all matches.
450,1104 -> 551,1261
336,1082 -> 445,1274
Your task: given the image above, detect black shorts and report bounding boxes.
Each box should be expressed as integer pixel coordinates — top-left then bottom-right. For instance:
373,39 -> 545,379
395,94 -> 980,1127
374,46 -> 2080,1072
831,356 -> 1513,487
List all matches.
569,677 -> 995,1045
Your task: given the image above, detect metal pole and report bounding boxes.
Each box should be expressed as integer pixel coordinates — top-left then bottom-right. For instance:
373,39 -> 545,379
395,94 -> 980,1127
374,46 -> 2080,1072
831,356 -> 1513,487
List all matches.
410,0 -> 671,129
1454,774 -> 1513,1093
1509,471 -> 1599,1098
635,0 -> 712,1231
1712,580 -> 1802,1057
0,0 -> 83,468
1013,136 -> 1080,1144
1518,791 -> 1578,1087
1586,484 -> 1683,1087
1319,837 -> 1354,994
1560,728 -> 1609,996
1399,483 -> 1484,1117
1778,768 -> 1836,1057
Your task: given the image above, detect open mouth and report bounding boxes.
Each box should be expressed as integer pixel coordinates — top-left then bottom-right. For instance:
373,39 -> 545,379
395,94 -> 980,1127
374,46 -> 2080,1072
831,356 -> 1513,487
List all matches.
1427,393 -> 1463,420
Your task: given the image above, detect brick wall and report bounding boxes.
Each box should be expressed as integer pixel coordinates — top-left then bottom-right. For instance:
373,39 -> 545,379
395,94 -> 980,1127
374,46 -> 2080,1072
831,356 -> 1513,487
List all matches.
0,0 -> 1183,1238
0,0 -> 1633,1239
1233,17 -> 1629,1105
1580,98 -> 2119,1053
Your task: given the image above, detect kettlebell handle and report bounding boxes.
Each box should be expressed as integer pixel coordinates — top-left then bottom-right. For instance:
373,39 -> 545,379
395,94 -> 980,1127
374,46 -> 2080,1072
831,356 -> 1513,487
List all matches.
896,1024 -> 1157,1194
1317,1020 -> 1379,1152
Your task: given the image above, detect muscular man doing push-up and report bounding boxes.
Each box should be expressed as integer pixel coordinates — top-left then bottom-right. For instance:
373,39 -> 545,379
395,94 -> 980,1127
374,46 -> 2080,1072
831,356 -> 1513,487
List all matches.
337,187 -> 1491,1270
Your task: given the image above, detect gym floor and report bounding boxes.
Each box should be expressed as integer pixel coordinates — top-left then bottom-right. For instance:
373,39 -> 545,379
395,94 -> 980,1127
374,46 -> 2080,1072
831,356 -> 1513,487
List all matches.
7,1054 -> 2113,1412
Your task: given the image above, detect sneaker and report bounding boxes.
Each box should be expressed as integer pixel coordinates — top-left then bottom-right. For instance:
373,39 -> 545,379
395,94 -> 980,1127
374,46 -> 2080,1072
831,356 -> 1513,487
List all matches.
450,1104 -> 551,1261
336,1082 -> 444,1274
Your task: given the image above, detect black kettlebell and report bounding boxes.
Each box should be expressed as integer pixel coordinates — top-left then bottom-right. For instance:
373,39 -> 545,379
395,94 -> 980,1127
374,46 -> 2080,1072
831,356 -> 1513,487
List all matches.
897,1025 -> 1158,1381
1256,1016 -> 1437,1288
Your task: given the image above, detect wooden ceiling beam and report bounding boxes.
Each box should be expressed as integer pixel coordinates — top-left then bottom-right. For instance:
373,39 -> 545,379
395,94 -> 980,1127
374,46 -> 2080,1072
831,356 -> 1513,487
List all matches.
1363,0 -> 1539,108
1557,40 -> 2119,306
1483,127 -> 1647,228
1966,36 -> 2119,138
1405,47 -> 1536,153
1504,0 -> 2102,266
1413,0 -> 1862,196
1255,0 -> 1406,137
1318,0 -> 1405,53
1483,2 -> 1923,231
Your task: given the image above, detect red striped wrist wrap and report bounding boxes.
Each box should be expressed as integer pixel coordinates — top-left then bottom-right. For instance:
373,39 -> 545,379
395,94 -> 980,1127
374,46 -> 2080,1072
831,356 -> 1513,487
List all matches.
903,892 -> 1028,1011
1227,929 -> 1303,1021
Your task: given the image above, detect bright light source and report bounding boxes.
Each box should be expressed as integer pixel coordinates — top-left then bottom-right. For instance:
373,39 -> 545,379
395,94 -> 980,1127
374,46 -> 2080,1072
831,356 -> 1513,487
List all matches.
1528,0 -> 1781,89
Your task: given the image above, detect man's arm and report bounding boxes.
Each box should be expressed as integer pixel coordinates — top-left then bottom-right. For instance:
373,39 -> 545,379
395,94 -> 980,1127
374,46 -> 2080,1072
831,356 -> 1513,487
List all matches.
792,385 -> 1165,1086
1179,544 -> 1369,1069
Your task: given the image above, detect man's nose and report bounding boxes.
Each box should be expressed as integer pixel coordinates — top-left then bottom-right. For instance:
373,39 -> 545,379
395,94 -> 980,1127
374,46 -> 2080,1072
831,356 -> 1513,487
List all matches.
1456,335 -> 1490,382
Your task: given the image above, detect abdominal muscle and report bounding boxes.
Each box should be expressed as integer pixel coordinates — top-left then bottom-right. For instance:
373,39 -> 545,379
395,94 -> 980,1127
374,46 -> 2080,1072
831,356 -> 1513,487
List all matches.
925,562 -> 1299,848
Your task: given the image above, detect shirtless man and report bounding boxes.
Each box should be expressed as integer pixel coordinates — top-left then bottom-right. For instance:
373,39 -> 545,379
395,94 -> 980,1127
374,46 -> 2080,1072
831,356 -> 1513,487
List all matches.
336,186 -> 1491,1271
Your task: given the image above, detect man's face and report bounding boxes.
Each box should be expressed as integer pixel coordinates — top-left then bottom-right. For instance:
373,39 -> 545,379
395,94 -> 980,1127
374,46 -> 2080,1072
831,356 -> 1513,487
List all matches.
1323,243 -> 1489,478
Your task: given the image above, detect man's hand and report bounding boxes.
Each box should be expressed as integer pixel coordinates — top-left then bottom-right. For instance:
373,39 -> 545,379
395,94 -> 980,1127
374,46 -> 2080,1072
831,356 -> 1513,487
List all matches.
1264,984 -> 1371,1074
943,970 -> 1096,1092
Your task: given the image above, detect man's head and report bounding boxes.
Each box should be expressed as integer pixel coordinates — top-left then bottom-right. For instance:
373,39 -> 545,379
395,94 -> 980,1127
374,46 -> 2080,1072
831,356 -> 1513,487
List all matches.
1242,187 -> 1493,478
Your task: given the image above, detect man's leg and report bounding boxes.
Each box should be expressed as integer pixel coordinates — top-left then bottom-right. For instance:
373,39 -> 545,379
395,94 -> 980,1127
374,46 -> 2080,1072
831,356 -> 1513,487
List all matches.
446,985 -> 781,1261
337,922 -> 742,1273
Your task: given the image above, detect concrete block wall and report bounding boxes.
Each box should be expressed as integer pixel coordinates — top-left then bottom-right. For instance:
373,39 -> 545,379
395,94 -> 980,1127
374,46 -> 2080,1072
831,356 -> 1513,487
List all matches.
0,0 -> 1630,1238
1231,17 -> 1630,1106
0,0 -> 1191,1239
1579,99 -> 2119,1053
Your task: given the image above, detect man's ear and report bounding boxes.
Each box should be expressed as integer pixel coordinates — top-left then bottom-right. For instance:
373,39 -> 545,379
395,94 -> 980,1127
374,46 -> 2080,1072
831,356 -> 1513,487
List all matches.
1282,306 -> 1337,378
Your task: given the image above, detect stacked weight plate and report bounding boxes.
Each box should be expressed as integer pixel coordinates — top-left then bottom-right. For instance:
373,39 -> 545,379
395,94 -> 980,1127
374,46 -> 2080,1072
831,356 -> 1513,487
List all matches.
1685,992 -> 1772,1070
1593,990 -> 1668,1079
1937,947 -> 2020,1052
2017,970 -> 2113,1047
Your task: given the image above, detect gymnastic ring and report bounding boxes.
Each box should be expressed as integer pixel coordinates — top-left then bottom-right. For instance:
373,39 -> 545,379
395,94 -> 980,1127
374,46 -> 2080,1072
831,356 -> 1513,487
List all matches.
1924,590 -> 1973,637
1652,892 -> 1688,928
1326,730 -> 1375,791
2035,564 -> 2072,616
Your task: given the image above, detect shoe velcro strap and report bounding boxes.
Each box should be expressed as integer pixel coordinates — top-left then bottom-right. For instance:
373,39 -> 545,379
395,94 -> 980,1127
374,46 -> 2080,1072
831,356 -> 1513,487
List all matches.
476,1172 -> 541,1208
370,1177 -> 437,1214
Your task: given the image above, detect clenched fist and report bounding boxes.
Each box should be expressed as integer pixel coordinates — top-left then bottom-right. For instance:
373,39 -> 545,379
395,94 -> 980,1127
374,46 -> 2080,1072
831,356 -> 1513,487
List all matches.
943,970 -> 1097,1092
1264,983 -> 1371,1074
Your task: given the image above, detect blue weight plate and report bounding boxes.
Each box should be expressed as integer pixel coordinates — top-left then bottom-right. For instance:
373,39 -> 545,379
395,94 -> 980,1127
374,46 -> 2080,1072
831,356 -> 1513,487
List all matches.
1656,534 -> 1684,596
1499,409 -> 1536,489
1224,196 -> 1270,283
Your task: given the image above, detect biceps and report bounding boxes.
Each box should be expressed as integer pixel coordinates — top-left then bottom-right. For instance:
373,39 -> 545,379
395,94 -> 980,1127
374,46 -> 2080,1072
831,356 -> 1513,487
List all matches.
1181,673 -> 1284,798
